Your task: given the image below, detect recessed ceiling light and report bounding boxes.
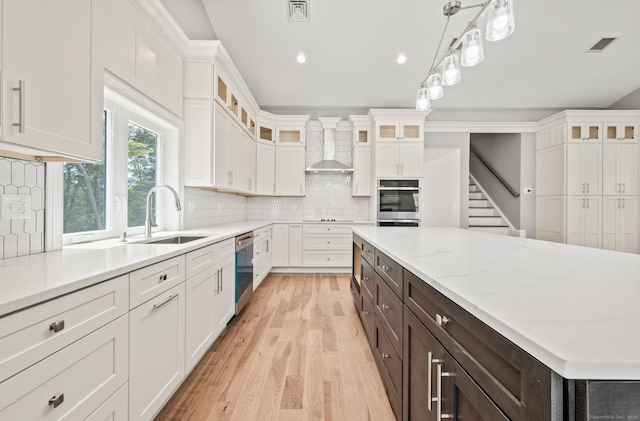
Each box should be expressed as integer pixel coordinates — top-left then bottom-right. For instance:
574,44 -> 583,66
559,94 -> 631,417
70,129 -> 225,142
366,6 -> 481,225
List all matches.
397,54 -> 407,64
297,54 -> 306,64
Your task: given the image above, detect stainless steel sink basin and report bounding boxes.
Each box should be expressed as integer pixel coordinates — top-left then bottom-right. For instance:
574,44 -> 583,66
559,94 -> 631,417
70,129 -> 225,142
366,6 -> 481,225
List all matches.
131,235 -> 208,245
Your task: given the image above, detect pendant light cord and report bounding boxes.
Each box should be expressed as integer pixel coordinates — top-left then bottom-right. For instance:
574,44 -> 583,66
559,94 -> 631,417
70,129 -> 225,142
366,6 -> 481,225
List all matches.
429,15 -> 451,74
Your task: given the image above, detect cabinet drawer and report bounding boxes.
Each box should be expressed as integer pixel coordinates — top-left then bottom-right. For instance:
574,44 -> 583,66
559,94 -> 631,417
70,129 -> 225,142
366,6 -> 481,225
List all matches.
130,255 -> 186,309
303,233 -> 351,250
374,317 -> 402,421
361,291 -> 375,344
86,383 -> 128,421
186,238 -> 234,279
375,274 -> 403,358
361,259 -> 375,304
303,224 -> 353,234
0,315 -> 128,420
253,226 -> 272,241
302,250 -> 351,267
353,234 -> 374,266
375,250 -> 403,297
0,275 -> 128,381
350,277 -> 361,313
403,269 -> 553,420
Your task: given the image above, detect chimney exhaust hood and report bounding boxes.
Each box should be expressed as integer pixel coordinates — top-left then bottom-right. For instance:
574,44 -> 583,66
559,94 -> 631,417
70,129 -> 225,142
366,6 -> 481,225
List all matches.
305,117 -> 354,173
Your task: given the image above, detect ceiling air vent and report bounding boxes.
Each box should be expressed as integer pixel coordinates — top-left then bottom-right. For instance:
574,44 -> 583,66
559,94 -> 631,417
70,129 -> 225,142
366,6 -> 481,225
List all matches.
288,0 -> 309,22
587,36 -> 618,52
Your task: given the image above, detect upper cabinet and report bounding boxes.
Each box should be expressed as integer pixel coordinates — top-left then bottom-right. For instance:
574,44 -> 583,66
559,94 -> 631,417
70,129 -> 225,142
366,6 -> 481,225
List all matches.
604,122 -> 638,143
0,0 -> 104,162
567,122 -> 602,143
349,115 -> 371,146
369,109 -> 427,143
105,0 -> 182,117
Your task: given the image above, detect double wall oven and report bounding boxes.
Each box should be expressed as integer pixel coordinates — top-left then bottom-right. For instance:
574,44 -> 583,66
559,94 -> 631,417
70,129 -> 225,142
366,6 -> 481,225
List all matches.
377,179 -> 420,227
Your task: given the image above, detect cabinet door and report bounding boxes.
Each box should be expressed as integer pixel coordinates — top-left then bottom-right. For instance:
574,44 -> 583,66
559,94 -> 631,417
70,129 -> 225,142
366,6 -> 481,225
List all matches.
184,100 -> 213,186
602,197 -> 620,252
400,123 -> 422,142
567,123 -> 602,143
2,0 -> 103,161
567,144 -> 602,195
536,145 -> 565,196
289,224 -> 303,266
213,255 -> 236,339
619,144 -> 638,195
619,197 -> 638,254
257,143 -> 276,195
352,146 -> 371,196
214,104 -> 231,187
247,138 -> 257,194
603,144 -> 620,195
185,268 -> 216,371
236,132 -> 254,192
130,283 -> 185,421
604,123 -> 638,143
377,122 -> 399,141
227,121 -> 239,188
275,147 -> 305,196
399,143 -> 424,177
583,196 -> 602,249
375,143 -> 400,177
272,224 -> 290,266
566,197 -> 585,247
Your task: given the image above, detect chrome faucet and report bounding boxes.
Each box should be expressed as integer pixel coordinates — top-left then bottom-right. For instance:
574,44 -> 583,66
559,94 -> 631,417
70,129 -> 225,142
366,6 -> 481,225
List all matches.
144,185 -> 182,238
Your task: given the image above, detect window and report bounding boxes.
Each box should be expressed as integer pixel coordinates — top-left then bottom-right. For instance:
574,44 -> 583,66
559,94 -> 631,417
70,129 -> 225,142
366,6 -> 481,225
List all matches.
63,112 -> 107,234
62,90 -> 179,245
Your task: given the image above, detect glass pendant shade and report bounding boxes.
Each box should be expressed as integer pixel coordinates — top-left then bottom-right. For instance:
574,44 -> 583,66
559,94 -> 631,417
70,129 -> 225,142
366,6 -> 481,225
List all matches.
426,73 -> 443,100
486,0 -> 515,41
461,27 -> 484,67
416,87 -> 430,111
441,53 -> 461,86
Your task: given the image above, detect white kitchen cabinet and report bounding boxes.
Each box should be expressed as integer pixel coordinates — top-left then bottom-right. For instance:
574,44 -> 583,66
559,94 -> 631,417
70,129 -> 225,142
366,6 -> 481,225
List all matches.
349,115 -> 371,146
567,122 -> 602,143
237,132 -> 256,193
373,121 -> 422,142
603,122 -> 638,143
86,383 -> 129,421
0,0 -> 104,162
289,224 -> 303,266
212,255 -> 236,339
253,226 -> 272,290
275,146 -> 305,196
0,315 -> 128,421
216,108 -> 238,189
352,146 -> 372,196
302,224 -> 353,267
256,143 -> 276,195
375,143 -> 424,178
536,145 -> 565,196
272,224 -> 290,266
602,197 -> 638,254
566,196 -> 602,249
602,144 -> 638,196
129,283 -> 185,421
104,0 -> 182,116
185,268 -> 216,371
567,144 -> 602,196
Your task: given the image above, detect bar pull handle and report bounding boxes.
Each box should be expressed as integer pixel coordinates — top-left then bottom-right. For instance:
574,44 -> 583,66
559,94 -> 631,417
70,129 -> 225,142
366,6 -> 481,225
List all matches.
152,294 -> 178,310
13,80 -> 26,133
49,320 -> 65,333
435,364 -> 455,420
427,351 -> 433,410
219,268 -> 223,291
48,394 -> 64,409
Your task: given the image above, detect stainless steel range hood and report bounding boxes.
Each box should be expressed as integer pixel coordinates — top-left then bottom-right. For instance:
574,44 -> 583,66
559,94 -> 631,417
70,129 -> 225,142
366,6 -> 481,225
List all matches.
305,117 -> 354,173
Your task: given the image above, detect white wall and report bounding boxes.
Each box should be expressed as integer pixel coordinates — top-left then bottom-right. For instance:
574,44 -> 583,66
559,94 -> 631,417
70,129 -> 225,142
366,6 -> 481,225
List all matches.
422,149 -> 460,227
608,86 -> 640,110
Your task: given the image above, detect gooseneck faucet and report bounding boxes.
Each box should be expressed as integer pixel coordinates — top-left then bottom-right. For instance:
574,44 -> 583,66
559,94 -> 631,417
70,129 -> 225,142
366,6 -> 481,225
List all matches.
144,185 -> 182,238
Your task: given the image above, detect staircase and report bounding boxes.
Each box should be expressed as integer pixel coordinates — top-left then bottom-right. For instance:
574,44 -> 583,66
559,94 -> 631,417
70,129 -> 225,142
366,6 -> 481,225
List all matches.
468,178 -> 510,235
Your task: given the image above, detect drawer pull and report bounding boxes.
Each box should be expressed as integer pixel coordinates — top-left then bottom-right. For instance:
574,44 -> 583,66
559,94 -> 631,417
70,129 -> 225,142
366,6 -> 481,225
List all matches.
159,274 -> 168,282
434,364 -> 454,420
362,311 -> 369,316
381,265 -> 390,272
48,394 -> 64,409
381,304 -> 390,311
49,320 -> 65,333
153,294 -> 178,310
381,353 -> 391,360
435,314 -> 449,327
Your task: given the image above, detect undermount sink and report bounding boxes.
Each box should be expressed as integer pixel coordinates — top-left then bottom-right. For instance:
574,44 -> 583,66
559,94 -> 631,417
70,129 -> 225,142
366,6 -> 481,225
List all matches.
131,235 -> 208,245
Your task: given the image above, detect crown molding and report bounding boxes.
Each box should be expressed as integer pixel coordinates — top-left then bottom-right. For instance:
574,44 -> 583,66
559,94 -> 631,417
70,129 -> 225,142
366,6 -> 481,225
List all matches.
424,121 -> 538,133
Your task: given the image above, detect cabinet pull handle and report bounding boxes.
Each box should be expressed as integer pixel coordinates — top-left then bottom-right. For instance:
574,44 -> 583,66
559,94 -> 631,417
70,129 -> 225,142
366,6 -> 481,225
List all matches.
159,273 -> 168,282
381,304 -> 390,311
622,198 -> 626,209
48,394 -> 64,409
434,364 -> 454,420
586,182 -> 590,193
362,310 -> 369,316
427,351 -> 434,410
219,268 -> 223,291
13,80 -> 26,133
435,314 -> 449,327
623,183 -> 626,193
381,352 -> 390,360
400,164 -> 403,175
618,198 -> 621,209
587,198 -> 590,209
49,320 -> 65,333
215,269 -> 220,294
153,294 -> 178,310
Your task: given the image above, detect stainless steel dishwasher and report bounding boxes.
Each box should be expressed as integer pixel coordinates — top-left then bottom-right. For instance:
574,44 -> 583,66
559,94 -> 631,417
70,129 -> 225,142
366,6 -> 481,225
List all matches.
235,232 -> 254,314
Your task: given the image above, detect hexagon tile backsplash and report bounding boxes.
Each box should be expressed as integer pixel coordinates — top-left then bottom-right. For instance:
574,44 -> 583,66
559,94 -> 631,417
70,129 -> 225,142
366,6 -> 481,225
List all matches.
0,157 -> 46,260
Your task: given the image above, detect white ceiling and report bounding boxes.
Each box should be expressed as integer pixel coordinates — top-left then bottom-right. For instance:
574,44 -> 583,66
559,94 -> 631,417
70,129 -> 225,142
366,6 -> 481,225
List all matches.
162,0 -> 640,111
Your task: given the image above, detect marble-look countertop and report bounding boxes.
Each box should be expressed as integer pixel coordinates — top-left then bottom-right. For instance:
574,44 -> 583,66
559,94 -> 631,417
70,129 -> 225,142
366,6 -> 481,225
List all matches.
352,226 -> 640,380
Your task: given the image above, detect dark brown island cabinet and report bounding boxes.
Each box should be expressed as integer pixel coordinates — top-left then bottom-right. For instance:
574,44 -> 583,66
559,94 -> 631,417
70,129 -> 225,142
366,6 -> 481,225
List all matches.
351,234 -> 640,421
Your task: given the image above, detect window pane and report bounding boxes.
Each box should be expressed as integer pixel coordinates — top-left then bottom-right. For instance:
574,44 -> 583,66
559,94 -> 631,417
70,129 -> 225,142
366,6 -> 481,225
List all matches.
63,113 -> 107,234
128,123 -> 157,227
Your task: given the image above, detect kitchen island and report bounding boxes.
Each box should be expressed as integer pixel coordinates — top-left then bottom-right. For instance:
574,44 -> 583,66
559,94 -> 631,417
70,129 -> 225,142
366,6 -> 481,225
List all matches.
352,226 -> 640,421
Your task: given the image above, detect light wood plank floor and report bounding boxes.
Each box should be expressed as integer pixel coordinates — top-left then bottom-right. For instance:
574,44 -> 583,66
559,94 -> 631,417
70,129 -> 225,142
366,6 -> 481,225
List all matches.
155,273 -> 395,421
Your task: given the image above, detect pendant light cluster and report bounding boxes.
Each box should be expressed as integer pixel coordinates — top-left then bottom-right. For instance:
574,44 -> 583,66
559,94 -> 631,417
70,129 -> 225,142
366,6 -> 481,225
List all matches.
416,0 -> 515,111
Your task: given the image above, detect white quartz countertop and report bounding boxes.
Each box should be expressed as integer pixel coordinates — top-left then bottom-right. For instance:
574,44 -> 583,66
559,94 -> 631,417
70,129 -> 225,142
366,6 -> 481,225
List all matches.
352,227 -> 640,380
0,221 -> 272,317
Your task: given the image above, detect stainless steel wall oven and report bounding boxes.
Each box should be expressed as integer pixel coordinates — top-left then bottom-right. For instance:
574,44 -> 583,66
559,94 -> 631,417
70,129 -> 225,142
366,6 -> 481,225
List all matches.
377,179 -> 420,226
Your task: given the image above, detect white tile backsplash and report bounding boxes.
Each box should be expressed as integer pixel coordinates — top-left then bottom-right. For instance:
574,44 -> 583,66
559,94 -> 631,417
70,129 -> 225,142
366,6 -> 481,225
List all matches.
0,157 -> 46,260
182,187 -> 248,229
